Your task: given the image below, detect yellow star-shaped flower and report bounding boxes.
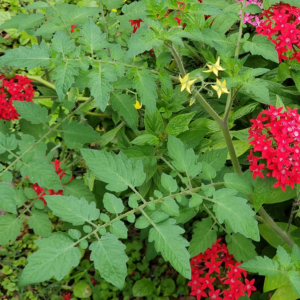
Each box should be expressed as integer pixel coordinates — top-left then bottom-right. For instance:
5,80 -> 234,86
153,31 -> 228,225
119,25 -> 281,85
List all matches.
211,79 -> 229,98
203,57 -> 225,77
179,73 -> 197,94
134,100 -> 142,109
111,9 -> 117,12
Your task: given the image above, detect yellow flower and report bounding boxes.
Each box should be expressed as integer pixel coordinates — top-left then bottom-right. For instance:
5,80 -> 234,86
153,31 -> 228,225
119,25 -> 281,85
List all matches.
134,100 -> 142,109
112,9 -> 117,12
179,73 -> 197,94
211,79 -> 229,98
203,57 -> 225,77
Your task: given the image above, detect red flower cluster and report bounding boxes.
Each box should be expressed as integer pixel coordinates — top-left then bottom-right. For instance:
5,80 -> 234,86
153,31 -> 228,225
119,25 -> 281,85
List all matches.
31,159 -> 73,205
0,74 -> 34,121
62,293 -> 72,300
71,24 -> 76,32
255,2 -> 300,61
248,105 -> 300,191
129,19 -> 143,33
189,239 -> 256,300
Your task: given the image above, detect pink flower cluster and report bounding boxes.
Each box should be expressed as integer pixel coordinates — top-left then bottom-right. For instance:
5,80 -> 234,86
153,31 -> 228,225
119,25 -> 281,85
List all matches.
236,0 -> 263,26
248,105 -> 300,191
189,238 -> 256,300
0,74 -> 34,121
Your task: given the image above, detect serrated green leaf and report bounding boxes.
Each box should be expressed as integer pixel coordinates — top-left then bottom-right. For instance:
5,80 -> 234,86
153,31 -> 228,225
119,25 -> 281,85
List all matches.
80,19 -> 108,53
19,233 -> 81,286
0,214 -> 23,246
133,278 -> 155,296
52,61 -> 79,101
131,134 -> 160,146
230,103 -> 258,121
161,173 -> 177,193
213,188 -> 260,241
145,108 -> 164,135
110,93 -> 138,129
13,101 -> 48,125
103,193 -> 124,214
62,121 -> 100,149
132,69 -> 158,114
270,282 -> 299,300
189,218 -> 217,257
0,183 -> 16,214
200,148 -> 228,172
110,219 -> 127,239
44,195 -> 100,226
292,246 -> 300,268
51,31 -> 75,55
277,246 -> 293,268
0,41 -> 51,69
135,216 -> 150,229
28,210 -> 51,238
189,193 -> 203,208
90,233 -> 128,289
289,275 -> 300,297
226,233 -> 257,262
88,64 -> 117,111
224,173 -> 253,195
161,197 -> 179,217
243,35 -> 278,63
20,158 -> 62,191
81,149 -> 146,192
63,179 -> 96,203
165,112 -> 195,136
149,218 -> 191,279
241,256 -> 281,277
167,135 -> 202,178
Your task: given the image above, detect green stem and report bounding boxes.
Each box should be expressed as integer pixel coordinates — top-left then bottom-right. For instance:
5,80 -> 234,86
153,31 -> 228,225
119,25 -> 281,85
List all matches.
184,44 -> 206,63
27,75 -> 55,90
83,111 -> 112,118
99,0 -> 111,56
235,0 -> 247,58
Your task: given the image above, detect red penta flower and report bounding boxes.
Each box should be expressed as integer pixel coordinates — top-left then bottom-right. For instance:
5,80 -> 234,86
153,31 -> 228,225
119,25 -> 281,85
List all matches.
30,159 -> 74,205
255,2 -> 300,61
129,19 -> 143,33
188,236 -> 255,300
62,293 -> 72,300
248,105 -> 300,191
0,74 -> 35,121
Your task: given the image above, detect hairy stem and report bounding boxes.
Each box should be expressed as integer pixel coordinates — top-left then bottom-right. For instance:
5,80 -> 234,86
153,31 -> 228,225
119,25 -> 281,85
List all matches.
235,0 -> 247,58
98,0 -> 111,56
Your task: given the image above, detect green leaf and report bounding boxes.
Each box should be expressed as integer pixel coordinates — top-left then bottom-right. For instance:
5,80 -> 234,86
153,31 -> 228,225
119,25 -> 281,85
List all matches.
19,233 -> 81,286
289,275 -> 300,297
165,112 -> 195,136
133,278 -> 155,297
20,158 -> 62,191
161,197 -> 179,217
149,218 -> 191,279
52,61 -> 79,101
13,101 -> 48,125
189,194 -> 203,208
0,41 -> 51,69
161,173 -> 177,193
0,13 -> 45,33
110,220 -> 128,239
167,135 -> 202,178
199,161 -> 216,181
0,214 -> 23,246
131,134 -> 160,146
80,19 -> 108,53
144,108 -> 164,135
28,210 -> 51,238
243,35 -> 279,63
200,148 -> 228,172
253,176 -> 296,212
291,70 -> 300,93
269,282 -> 299,300
189,218 -> 217,257
226,233 -> 257,262
230,102 -> 258,121
241,256 -> 281,276
110,93 -> 138,129
0,183 -> 16,214
292,245 -> 300,268
224,173 -> 253,195
51,31 -> 76,55
126,28 -> 163,59
275,95 -> 287,111
88,64 -> 117,111
132,69 -> 158,114
44,195 -> 100,226
89,233 -> 128,289
63,179 -> 96,203
81,149 -> 146,192
213,188 -> 260,241
103,193 -> 124,214
74,281 -> 92,298
244,3 -> 262,13
277,246 -> 293,268
62,121 -> 100,149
